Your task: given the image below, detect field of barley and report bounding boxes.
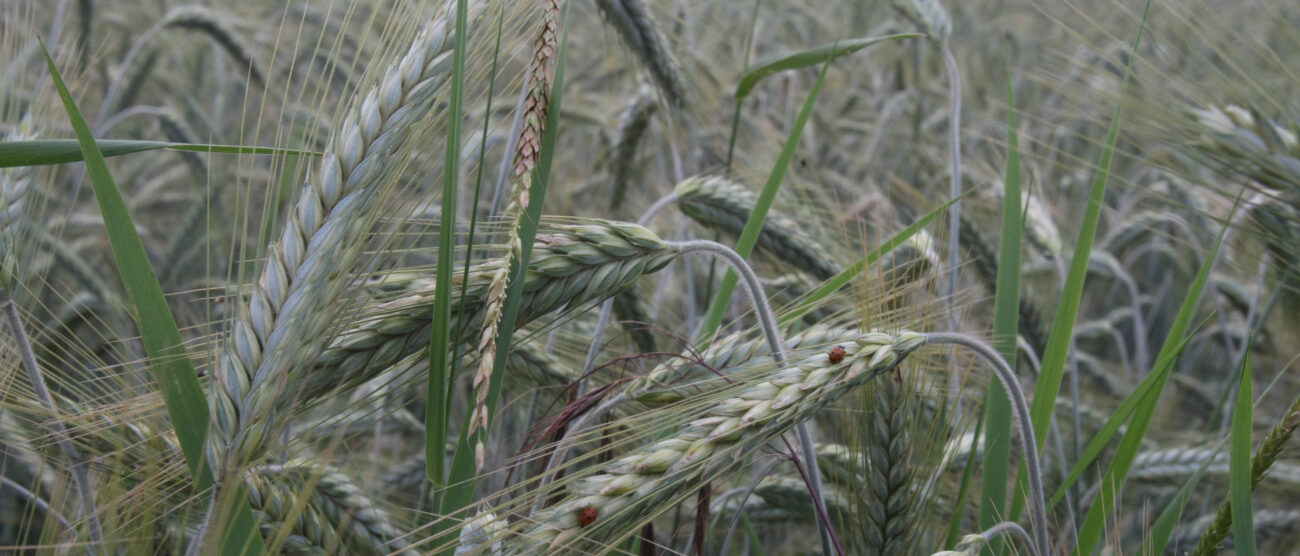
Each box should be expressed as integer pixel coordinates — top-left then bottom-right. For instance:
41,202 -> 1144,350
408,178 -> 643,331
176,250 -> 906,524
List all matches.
1,0 -> 1298,554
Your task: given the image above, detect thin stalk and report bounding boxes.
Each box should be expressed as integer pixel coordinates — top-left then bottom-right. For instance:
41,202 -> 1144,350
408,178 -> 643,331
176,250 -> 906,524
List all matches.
923,332 -> 1049,556
724,0 -> 763,170
718,459 -> 784,555
576,192 -> 677,398
670,239 -> 839,555
1,288 -> 102,550
0,476 -> 70,529
941,40 -> 964,418
531,393 -> 630,516
979,521 -> 1039,556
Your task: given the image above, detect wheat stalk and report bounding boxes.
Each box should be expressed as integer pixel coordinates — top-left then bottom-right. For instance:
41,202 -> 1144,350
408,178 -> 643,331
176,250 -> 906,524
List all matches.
0,288 -> 103,548
470,0 -> 564,470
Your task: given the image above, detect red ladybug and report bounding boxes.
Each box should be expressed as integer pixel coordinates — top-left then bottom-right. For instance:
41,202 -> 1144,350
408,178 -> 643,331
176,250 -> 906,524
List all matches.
828,345 -> 846,364
578,506 -> 598,527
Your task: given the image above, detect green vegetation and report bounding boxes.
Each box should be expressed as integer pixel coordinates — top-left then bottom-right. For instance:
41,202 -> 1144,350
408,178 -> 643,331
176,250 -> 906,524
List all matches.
0,0 -> 1297,553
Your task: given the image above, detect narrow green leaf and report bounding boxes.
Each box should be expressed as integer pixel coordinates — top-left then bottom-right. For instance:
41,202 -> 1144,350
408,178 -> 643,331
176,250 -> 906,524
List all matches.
425,0 -> 470,487
776,190 -> 972,328
434,8 -> 570,553
1229,354 -> 1257,556
734,34 -> 921,101
1071,210 -> 1230,555
1147,335 -> 1276,554
697,59 -> 831,345
1029,1 -> 1151,456
980,63 -> 1023,546
0,138 -> 315,167
39,40 -> 264,555
1047,332 -> 1195,508
1145,438 -> 1225,555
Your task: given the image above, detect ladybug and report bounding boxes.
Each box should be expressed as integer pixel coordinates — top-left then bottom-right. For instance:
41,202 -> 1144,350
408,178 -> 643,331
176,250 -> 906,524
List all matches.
578,505 -> 598,527
828,345 -> 846,364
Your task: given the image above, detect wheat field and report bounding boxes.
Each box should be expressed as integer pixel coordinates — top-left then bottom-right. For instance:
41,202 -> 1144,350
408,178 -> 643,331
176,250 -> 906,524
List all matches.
1,0 -> 1298,554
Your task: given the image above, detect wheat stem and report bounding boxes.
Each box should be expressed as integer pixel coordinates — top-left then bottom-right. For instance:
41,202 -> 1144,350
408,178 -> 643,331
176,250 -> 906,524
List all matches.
575,192 -> 676,398
669,239 -> 839,554
947,522 -> 1038,556
717,458 -> 784,555
0,288 -> 102,549
0,476 -> 69,530
922,332 -> 1049,556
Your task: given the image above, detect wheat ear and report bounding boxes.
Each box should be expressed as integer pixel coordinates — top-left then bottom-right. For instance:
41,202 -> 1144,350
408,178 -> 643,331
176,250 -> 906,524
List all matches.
304,220 -> 677,404
512,330 -> 925,553
593,0 -> 689,107
864,372 -> 918,554
470,0 -> 564,471
211,1 -> 482,469
95,5 -> 265,130
674,175 -> 841,280
247,460 -> 408,554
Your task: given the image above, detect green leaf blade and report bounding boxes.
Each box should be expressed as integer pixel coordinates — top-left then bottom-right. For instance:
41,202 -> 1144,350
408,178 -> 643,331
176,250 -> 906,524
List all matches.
1229,355 -> 1257,556
0,139 -> 315,167
39,40 -> 265,555
980,61 -> 1023,546
734,33 -> 921,100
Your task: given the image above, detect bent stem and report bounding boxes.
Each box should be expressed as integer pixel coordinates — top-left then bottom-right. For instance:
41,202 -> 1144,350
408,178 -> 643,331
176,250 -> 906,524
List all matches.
669,239 -> 840,555
1,289 -> 102,550
951,521 -> 1039,556
575,192 -> 678,398
923,331 -> 1049,556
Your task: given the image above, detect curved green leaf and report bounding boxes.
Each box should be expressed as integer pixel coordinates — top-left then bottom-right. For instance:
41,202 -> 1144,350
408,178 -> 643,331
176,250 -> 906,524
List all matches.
734,33 -> 921,100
